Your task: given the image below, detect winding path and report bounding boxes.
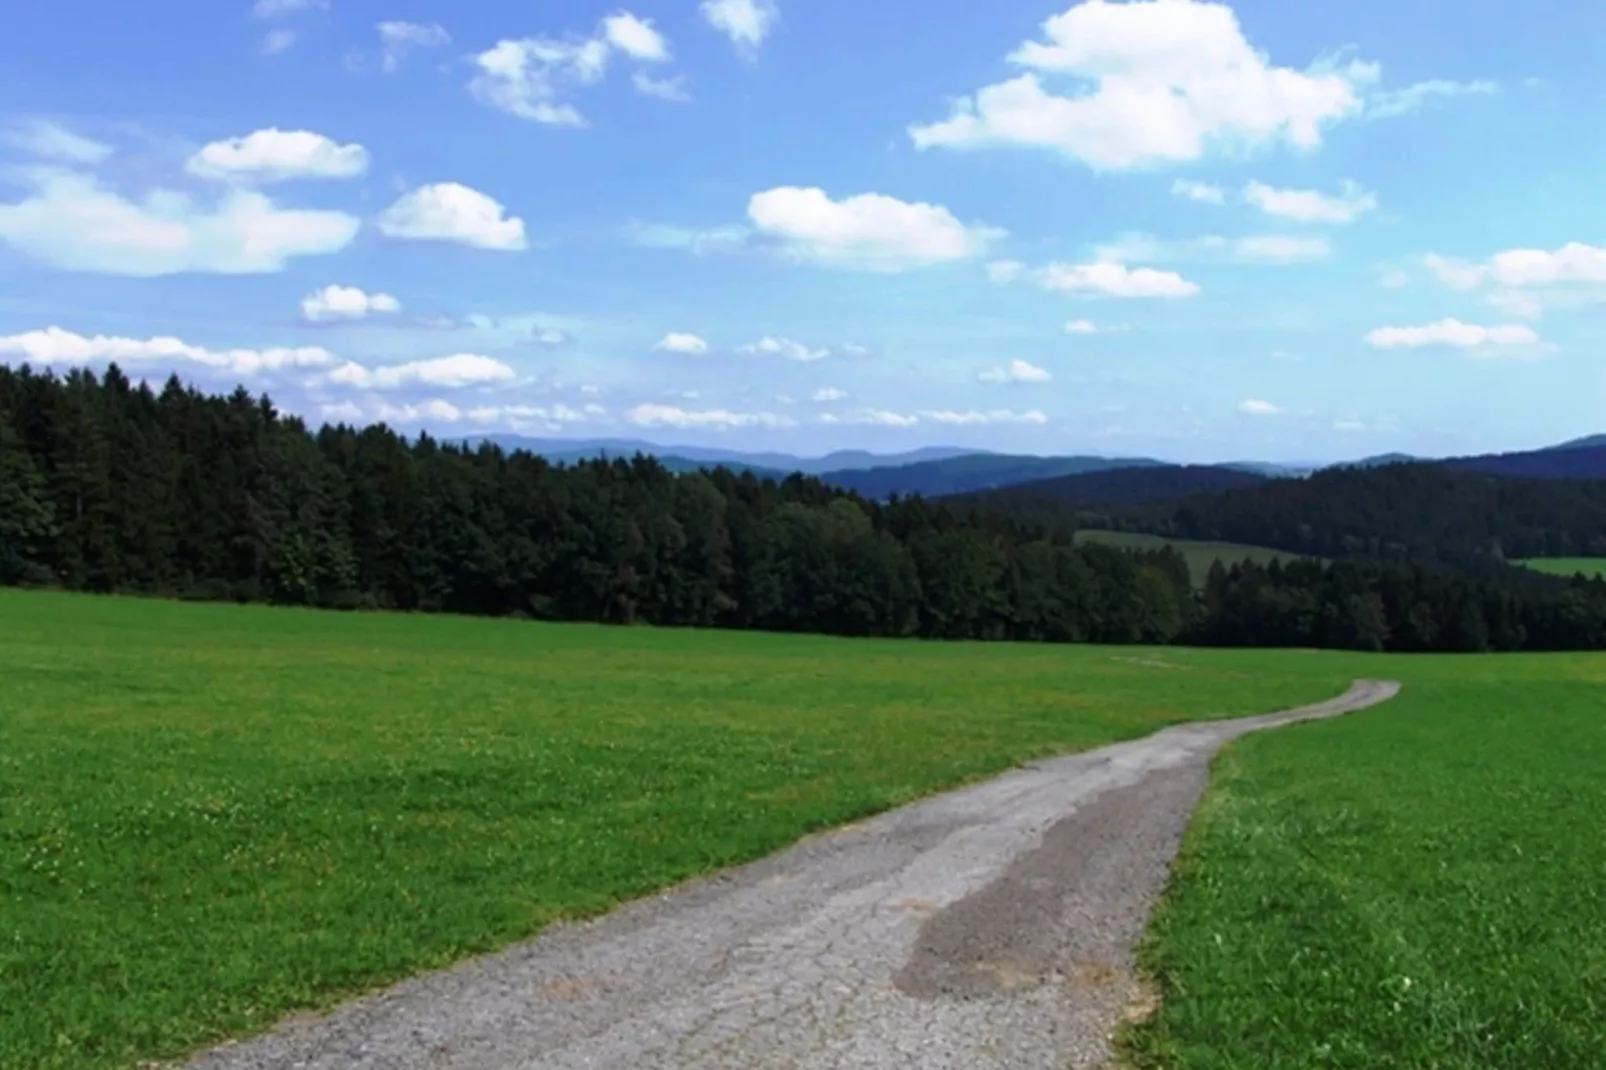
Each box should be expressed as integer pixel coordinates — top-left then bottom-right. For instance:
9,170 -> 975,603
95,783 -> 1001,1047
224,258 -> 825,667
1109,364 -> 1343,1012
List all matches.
187,679 -> 1400,1070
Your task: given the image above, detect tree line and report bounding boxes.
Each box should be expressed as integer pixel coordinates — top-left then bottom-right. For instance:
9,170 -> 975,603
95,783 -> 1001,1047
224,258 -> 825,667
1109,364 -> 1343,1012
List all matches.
3,364 -> 1605,652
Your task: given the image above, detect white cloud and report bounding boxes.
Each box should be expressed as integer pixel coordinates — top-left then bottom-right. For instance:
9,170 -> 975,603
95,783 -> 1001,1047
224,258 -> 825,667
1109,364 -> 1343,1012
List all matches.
1038,260 -> 1200,297
327,353 -> 517,389
1238,398 -> 1283,415
377,183 -> 527,250
1378,267 -> 1410,288
700,0 -> 779,55
853,409 -> 920,428
1363,318 -> 1542,350
186,129 -> 369,183
1242,180 -> 1376,223
0,170 -> 358,275
466,402 -> 606,427
748,186 -> 1001,271
4,120 -> 113,164
602,12 -> 670,61
738,336 -> 829,361
261,29 -> 297,54
1333,419 -> 1367,432
1235,234 -> 1330,262
654,332 -> 710,354
1367,78 -> 1498,120
977,358 -> 1052,383
1064,318 -> 1100,334
925,409 -> 1049,425
985,259 -> 1026,283
300,284 -> 402,322
470,12 -> 674,125
627,402 -> 795,430
908,0 -> 1374,169
0,325 -> 336,375
470,36 -> 611,126
1425,243 -> 1606,319
840,343 -> 873,357
252,0 -> 326,17
533,327 -> 572,347
811,387 -> 848,402
633,71 -> 690,101
1171,179 -> 1225,204
378,21 -> 450,72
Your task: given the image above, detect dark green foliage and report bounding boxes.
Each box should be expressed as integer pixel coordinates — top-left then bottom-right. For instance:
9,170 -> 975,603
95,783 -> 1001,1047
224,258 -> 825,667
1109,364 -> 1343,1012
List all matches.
3,364 -> 1605,652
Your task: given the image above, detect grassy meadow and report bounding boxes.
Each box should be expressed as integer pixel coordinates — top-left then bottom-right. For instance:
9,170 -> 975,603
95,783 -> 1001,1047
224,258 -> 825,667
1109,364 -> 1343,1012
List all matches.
0,589 -> 1346,1070
3,590 -> 1603,1070
1516,556 -> 1606,579
1123,652 -> 1606,1069
1073,529 -> 1315,586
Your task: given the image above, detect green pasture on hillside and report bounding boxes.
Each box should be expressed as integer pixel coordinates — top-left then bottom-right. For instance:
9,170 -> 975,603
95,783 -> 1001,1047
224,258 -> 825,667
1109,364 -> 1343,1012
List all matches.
1073,528 -> 1314,586
0,589 -> 1344,1070
1516,556 -> 1606,579
1123,653 -> 1606,1069
3,590 -> 1604,1069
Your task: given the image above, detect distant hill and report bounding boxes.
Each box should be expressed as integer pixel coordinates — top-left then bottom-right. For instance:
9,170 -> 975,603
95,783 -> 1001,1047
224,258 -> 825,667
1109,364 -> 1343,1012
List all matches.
1553,434 -> 1606,451
1333,452 -> 1418,469
951,464 -> 1269,513
463,436 -> 983,476
1442,444 -> 1606,481
821,453 -> 1167,499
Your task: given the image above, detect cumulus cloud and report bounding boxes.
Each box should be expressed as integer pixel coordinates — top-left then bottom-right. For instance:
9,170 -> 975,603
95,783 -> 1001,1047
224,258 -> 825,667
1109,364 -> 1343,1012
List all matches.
851,409 -> 920,428
1363,318 -> 1542,351
627,402 -> 795,430
470,10 -> 677,125
747,186 -> 1001,271
1243,180 -> 1376,223
602,12 -> 670,61
700,0 -> 779,55
738,336 -> 829,361
1238,398 -> 1283,415
0,170 -> 358,275
1171,179 -> 1225,204
654,332 -> 710,354
1038,260 -> 1201,297
327,353 -> 517,390
1064,318 -> 1100,334
908,0 -> 1375,169
378,21 -> 450,72
300,284 -> 401,322
1425,243 -> 1606,318
811,387 -> 848,402
977,359 -> 1052,383
328,398 -> 465,425
1234,234 -> 1330,262
186,129 -> 369,183
377,183 -> 527,250
0,325 -> 336,375
3,119 -> 113,164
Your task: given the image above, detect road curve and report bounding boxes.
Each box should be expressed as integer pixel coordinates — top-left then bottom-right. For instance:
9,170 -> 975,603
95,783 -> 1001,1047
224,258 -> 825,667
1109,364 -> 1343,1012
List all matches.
186,679 -> 1400,1070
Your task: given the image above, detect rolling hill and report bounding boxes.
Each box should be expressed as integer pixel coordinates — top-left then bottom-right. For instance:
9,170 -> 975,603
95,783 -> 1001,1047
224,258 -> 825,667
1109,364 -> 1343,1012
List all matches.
820,453 -> 1168,499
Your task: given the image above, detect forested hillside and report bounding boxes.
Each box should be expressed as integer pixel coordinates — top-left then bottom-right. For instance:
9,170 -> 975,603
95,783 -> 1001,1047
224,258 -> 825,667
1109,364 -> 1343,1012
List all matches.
3,364 -> 1605,652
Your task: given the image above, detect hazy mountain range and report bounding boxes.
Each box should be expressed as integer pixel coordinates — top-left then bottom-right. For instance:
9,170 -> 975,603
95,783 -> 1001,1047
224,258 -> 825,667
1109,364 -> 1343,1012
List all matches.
461,434 -> 1606,500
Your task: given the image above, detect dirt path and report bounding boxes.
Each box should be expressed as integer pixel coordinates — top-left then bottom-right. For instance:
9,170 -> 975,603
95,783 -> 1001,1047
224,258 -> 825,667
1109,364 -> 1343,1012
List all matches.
186,679 -> 1400,1070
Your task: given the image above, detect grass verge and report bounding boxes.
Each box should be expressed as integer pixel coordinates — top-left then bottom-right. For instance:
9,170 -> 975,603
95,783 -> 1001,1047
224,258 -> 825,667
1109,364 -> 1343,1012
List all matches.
1121,653 -> 1606,1069
1516,556 -> 1606,579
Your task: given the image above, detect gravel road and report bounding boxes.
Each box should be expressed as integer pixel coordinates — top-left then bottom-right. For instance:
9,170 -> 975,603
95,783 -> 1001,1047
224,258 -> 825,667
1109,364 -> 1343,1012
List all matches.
186,678 -> 1400,1070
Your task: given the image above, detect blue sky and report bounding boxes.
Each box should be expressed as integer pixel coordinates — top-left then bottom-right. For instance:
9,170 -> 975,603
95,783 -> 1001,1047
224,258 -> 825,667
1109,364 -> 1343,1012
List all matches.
1,0 -> 1602,463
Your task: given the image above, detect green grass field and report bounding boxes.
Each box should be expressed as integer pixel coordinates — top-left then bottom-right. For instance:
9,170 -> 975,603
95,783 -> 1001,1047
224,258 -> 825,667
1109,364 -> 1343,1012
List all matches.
1516,556 -> 1606,579
0,589 -> 1347,1070
1123,653 -> 1606,1068
4,590 -> 1603,1070
1073,529 -> 1315,586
